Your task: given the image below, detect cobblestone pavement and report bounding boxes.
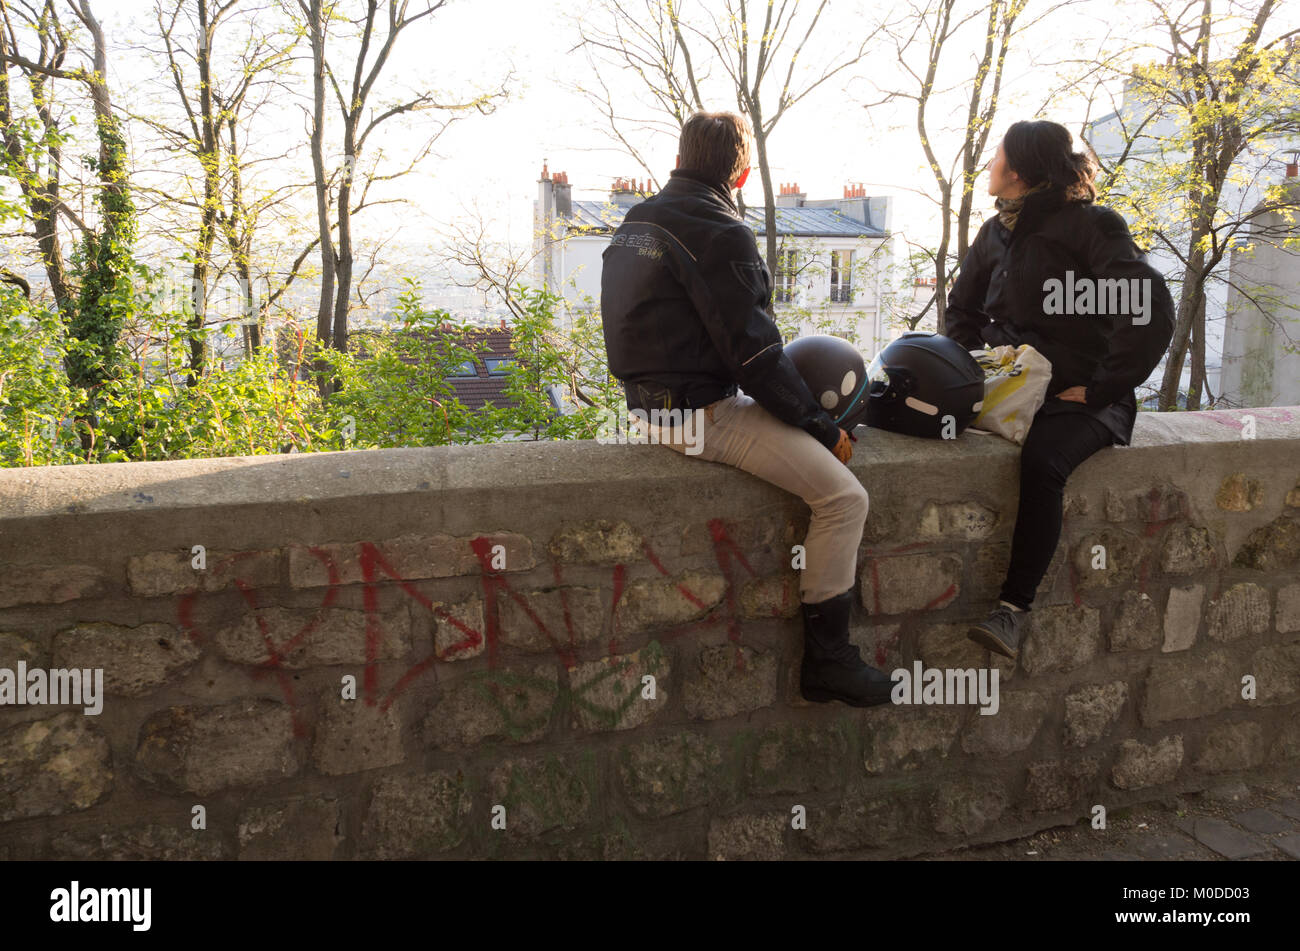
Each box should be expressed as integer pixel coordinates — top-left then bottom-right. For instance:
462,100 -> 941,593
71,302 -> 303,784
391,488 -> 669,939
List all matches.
913,769 -> 1300,861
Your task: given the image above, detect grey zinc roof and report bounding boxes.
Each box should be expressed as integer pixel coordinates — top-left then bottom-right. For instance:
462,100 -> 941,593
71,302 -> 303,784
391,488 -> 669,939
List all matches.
566,200 -> 883,238
745,206 -> 883,237
565,201 -> 631,232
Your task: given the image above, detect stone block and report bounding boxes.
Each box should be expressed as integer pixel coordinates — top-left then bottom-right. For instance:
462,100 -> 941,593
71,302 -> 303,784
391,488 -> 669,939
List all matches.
548,519 -> 642,564
1141,651 -> 1236,725
312,695 -> 405,775
569,642 -> 670,732
1162,585 -> 1204,652
617,732 -> 727,817
1110,591 -> 1160,651
214,605 -> 410,668
960,690 -> 1048,756
129,549 -> 278,597
708,813 -> 786,860
360,771 -> 471,858
1022,605 -> 1101,675
0,712 -> 112,821
1064,681 -> 1128,748
683,644 -> 778,721
1206,583 -> 1270,643
53,621 -> 201,696
238,797 -> 342,860
615,572 -> 725,635
860,552 -> 960,615
135,700 -> 302,795
487,753 -> 596,839
1161,524 -> 1215,574
424,664 -> 559,749
861,705 -> 963,774
1194,721 -> 1267,773
1111,735 -> 1183,789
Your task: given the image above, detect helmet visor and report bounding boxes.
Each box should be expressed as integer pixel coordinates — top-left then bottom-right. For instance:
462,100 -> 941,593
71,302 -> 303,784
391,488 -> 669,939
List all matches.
867,353 -> 890,393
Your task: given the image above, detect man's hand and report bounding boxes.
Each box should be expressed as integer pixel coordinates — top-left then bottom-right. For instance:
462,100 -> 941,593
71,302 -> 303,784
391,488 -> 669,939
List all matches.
1054,386 -> 1088,403
832,428 -> 853,464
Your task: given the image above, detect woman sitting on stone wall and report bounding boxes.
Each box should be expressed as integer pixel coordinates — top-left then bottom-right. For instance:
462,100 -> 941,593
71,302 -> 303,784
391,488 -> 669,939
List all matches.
942,119 -> 1175,659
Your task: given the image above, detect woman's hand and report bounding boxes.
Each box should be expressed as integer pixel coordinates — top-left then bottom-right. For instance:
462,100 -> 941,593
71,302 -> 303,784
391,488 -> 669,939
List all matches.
1054,386 -> 1088,404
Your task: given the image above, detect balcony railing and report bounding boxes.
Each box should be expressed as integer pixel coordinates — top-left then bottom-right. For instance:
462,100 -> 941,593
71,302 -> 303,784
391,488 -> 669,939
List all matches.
830,285 -> 853,303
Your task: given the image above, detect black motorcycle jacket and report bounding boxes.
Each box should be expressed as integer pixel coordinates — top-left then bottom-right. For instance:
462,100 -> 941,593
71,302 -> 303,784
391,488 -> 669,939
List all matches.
600,168 -> 843,452
944,186 -> 1175,444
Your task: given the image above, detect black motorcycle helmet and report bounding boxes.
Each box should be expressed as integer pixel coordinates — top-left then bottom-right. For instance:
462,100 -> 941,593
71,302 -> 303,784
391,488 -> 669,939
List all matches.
785,334 -> 871,430
864,331 -> 984,438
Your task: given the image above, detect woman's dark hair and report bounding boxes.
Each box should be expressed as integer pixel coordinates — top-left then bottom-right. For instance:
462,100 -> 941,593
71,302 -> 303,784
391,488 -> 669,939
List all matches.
1002,120 -> 1097,201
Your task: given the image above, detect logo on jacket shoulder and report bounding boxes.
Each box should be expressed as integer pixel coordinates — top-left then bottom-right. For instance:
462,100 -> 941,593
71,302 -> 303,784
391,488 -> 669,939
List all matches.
1042,270 -> 1151,326
730,260 -> 767,295
611,232 -> 668,260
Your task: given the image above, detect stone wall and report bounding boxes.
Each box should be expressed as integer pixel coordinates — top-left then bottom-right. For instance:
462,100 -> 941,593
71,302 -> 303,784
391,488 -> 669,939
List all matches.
1,406 -> 1298,860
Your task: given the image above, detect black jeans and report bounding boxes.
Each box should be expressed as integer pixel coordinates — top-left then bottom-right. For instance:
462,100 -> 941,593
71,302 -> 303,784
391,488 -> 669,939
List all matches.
999,407 -> 1115,610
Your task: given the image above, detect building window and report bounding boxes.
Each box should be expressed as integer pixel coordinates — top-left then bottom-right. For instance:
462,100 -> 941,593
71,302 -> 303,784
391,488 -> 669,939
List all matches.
448,361 -> 478,378
830,250 -> 853,303
485,357 -> 515,375
775,249 -> 798,303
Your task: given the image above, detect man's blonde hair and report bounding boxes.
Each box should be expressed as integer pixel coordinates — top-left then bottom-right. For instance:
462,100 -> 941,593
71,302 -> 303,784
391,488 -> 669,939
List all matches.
678,111 -> 753,186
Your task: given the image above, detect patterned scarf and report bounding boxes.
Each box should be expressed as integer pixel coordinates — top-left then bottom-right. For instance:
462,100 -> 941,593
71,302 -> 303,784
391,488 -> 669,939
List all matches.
995,181 -> 1051,231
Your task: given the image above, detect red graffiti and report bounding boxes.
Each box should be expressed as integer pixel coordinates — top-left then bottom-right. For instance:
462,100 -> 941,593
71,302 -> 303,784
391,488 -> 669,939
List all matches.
175,519 -> 777,723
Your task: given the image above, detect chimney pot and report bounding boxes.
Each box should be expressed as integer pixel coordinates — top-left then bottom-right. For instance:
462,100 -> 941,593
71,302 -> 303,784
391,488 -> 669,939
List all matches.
541,161 -> 549,180
1288,162 -> 1298,179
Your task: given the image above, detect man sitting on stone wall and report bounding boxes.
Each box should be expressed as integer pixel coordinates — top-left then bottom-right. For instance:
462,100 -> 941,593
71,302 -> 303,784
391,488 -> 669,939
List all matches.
599,110 -> 892,707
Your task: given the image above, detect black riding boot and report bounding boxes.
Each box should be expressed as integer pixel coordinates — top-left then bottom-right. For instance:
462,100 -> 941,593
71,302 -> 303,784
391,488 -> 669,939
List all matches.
799,590 -> 894,707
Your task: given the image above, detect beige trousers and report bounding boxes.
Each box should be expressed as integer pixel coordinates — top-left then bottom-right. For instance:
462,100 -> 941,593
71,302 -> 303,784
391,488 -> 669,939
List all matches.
637,393 -> 868,604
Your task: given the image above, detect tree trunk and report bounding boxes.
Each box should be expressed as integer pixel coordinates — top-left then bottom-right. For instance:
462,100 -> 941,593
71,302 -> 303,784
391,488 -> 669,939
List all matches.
934,182 -> 953,333
188,0 -> 218,384
1159,182 -> 1216,411
331,118 -> 356,363
751,106 -> 778,280
1188,290 -> 1207,410
305,0 -> 336,396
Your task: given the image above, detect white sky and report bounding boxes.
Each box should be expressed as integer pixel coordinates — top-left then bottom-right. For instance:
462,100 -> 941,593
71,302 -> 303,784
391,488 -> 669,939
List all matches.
15,0 -> 1300,286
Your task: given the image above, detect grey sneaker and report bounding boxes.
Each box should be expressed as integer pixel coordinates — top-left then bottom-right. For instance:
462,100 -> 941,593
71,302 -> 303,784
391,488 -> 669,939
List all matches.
967,604 -> 1027,659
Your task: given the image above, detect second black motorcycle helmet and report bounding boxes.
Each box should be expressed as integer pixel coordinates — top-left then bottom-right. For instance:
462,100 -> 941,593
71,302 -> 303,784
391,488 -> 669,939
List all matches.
784,333 -> 872,431
864,331 -> 985,438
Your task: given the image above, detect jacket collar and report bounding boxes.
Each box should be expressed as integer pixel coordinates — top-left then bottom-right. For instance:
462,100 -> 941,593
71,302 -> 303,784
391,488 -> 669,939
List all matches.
664,168 -> 740,215
1008,186 -> 1074,243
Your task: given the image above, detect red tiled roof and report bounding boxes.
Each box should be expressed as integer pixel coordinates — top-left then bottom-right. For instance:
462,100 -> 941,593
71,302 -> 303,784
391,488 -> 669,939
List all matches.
394,326 -> 521,411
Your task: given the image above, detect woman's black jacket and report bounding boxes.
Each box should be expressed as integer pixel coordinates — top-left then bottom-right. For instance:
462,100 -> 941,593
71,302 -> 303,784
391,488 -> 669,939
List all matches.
943,188 -> 1175,444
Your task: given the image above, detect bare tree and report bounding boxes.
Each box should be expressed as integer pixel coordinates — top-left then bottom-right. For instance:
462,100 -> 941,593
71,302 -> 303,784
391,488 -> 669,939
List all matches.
568,0 -> 707,190
295,0 -> 511,396
860,0 -> 1060,331
1,0 -> 136,449
573,0 -> 881,277
130,0 -> 306,376
0,0 -> 86,309
1078,0 -> 1300,410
